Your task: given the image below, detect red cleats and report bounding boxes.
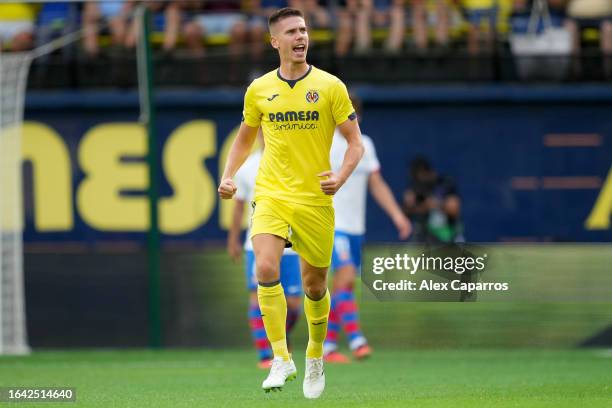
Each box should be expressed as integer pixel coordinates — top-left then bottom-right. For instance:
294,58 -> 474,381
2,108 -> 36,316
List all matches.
324,351 -> 351,364
352,344 -> 372,360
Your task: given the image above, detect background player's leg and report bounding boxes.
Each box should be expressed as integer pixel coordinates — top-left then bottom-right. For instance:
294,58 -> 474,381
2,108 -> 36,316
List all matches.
248,291 -> 273,367
323,294 -> 342,356
280,253 -> 303,343
332,264 -> 370,358
301,259 -> 330,359
244,250 -> 273,367
253,234 -> 290,360
324,243 -> 349,362
286,296 -> 301,345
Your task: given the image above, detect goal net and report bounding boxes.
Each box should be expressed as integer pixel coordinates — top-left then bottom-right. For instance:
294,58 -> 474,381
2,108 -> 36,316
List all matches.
0,1 -> 155,354
0,50 -> 31,355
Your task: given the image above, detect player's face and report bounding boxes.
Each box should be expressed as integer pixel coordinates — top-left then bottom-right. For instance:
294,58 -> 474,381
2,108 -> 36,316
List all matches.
271,16 -> 309,64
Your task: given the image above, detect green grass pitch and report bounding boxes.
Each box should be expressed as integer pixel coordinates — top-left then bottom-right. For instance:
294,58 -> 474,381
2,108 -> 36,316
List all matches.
2,349 -> 611,407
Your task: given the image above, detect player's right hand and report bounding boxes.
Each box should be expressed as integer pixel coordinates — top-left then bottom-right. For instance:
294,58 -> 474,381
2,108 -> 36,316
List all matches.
218,178 -> 237,199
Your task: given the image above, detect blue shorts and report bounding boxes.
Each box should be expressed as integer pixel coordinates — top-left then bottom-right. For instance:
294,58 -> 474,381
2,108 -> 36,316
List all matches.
331,231 -> 364,273
245,250 -> 302,296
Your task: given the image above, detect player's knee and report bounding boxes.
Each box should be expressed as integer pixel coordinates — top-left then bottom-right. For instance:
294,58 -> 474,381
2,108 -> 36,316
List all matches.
255,258 -> 279,283
304,283 -> 327,300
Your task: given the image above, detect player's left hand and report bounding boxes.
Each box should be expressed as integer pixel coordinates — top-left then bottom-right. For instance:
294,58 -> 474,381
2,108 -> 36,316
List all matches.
394,214 -> 412,240
318,170 -> 344,195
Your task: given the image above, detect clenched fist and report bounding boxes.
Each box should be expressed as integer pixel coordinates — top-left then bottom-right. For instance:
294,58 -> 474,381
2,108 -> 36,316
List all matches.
218,178 -> 237,199
318,170 -> 344,195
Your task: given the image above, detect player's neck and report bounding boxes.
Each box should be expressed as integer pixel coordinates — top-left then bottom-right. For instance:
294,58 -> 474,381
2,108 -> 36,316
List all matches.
278,62 -> 310,80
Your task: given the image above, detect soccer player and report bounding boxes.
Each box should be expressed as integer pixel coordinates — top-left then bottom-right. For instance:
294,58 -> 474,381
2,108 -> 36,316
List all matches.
227,131 -> 302,369
324,94 -> 412,363
218,7 -> 364,399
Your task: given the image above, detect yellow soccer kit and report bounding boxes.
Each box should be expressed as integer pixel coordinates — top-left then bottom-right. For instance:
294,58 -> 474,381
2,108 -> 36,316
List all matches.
243,65 -> 355,267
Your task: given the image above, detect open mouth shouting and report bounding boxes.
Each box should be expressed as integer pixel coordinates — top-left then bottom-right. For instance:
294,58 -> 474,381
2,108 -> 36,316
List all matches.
292,43 -> 306,58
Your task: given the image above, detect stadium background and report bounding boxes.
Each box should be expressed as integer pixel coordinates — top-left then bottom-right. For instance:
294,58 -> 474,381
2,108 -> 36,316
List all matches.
22,85 -> 612,349
4,0 -> 611,353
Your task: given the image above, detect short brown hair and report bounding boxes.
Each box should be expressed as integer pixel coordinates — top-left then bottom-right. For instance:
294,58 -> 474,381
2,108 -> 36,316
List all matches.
268,7 -> 304,30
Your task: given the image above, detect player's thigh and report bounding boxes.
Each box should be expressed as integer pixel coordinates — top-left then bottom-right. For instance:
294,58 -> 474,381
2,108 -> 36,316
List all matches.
291,204 -> 335,268
250,198 -> 292,244
250,198 -> 292,282
280,253 -> 302,297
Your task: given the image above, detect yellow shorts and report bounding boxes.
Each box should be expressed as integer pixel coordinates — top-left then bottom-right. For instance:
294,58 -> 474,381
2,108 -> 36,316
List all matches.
250,197 -> 335,268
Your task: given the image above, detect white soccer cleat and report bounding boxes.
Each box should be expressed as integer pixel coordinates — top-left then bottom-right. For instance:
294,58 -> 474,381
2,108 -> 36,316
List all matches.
262,357 -> 297,392
303,357 -> 325,399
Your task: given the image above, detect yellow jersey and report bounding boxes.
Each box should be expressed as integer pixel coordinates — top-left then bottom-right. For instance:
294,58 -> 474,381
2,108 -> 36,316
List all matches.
242,65 -> 355,206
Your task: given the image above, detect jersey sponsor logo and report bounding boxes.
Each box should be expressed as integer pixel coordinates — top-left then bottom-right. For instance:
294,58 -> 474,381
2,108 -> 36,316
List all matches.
268,110 -> 319,122
305,90 -> 319,103
267,94 -> 279,101
273,122 -> 318,131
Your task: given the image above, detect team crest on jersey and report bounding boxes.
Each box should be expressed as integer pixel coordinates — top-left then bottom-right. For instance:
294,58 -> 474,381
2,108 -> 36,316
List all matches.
305,90 -> 319,103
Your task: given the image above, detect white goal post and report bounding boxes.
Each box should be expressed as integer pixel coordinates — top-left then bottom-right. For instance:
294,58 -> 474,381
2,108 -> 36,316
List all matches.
0,2 -> 152,354
0,50 -> 31,355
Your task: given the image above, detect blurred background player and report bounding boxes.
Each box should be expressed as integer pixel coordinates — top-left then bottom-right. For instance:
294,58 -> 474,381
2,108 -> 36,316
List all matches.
323,94 -> 412,363
402,156 -> 464,243
227,130 -> 303,369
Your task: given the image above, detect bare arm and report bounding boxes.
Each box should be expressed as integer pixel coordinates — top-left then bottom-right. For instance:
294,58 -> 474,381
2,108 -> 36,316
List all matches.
227,198 -> 245,262
218,123 -> 258,199
319,119 -> 364,195
369,171 -> 412,239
